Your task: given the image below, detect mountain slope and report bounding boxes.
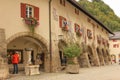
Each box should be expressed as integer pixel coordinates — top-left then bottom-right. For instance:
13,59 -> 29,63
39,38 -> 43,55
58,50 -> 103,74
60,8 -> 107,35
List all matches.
78,0 -> 120,31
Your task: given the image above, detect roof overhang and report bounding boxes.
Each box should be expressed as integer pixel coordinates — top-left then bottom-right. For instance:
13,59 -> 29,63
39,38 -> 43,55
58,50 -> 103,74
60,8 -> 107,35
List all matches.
67,0 -> 113,34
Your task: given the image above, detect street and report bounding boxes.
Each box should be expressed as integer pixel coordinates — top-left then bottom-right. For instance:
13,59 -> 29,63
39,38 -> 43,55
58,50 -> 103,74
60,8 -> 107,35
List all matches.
7,64 -> 120,80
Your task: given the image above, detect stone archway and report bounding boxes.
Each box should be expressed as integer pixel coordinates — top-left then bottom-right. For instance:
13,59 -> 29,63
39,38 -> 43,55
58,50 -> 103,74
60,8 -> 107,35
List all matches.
106,50 -> 111,64
102,49 -> 107,65
6,32 -> 50,72
58,40 -> 67,67
87,46 -> 95,66
96,47 -> 104,66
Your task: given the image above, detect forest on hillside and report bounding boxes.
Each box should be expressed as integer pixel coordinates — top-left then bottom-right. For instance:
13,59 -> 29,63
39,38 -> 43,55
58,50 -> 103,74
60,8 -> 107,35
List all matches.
78,0 -> 120,32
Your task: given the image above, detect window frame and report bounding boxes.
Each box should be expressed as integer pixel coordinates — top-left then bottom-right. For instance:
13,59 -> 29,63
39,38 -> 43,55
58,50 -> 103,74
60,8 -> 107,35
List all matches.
26,5 -> 34,18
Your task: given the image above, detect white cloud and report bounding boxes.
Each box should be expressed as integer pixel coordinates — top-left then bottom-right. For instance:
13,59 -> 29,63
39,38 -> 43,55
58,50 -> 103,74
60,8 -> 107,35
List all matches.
103,0 -> 120,17
75,0 -> 79,1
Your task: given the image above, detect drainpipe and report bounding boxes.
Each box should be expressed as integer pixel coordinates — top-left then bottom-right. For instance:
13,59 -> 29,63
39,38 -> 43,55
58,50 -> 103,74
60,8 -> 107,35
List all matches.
49,0 -> 52,72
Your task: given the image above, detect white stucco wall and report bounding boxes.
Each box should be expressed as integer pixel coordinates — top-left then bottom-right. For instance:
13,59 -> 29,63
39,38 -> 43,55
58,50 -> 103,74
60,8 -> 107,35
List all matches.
0,0 -> 49,42
109,39 -> 120,63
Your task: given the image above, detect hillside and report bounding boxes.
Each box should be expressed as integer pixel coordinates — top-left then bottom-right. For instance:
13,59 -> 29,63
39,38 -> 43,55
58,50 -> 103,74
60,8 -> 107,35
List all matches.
78,0 -> 120,31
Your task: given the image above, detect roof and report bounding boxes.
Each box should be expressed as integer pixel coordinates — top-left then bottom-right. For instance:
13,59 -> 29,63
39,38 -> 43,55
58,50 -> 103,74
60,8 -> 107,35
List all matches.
67,0 -> 113,34
109,32 -> 120,40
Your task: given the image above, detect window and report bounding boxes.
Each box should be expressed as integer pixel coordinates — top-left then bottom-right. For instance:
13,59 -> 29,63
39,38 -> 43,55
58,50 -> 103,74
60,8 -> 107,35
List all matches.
113,39 -> 117,42
60,0 -> 65,6
113,44 -> 119,48
59,16 -> 68,31
26,5 -> 33,18
87,29 -> 92,39
74,23 -> 80,32
87,18 -> 91,23
75,8 -> 79,15
74,23 -> 82,36
21,3 -> 39,20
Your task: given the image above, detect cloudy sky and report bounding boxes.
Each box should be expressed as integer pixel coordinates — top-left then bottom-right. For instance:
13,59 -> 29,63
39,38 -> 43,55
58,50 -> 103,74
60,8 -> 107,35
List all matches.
76,0 -> 120,17
103,0 -> 120,17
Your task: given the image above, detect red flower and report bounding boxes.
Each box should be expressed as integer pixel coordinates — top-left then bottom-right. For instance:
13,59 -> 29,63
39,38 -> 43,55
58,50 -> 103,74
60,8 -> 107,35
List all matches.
24,17 -> 39,27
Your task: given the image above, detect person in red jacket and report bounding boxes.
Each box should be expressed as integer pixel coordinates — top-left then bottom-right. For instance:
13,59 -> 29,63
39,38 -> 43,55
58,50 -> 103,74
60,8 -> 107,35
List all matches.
12,51 -> 19,74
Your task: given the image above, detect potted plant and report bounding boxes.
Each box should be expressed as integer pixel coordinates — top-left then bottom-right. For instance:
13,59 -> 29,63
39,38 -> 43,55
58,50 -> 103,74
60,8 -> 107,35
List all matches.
63,43 -> 82,74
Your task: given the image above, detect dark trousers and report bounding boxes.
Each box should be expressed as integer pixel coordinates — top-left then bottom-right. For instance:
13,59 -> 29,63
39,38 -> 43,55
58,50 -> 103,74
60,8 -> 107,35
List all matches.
13,63 -> 18,74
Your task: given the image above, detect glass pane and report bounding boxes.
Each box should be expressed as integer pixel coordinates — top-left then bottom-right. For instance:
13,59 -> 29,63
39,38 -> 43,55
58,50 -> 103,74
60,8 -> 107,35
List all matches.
29,7 -> 32,11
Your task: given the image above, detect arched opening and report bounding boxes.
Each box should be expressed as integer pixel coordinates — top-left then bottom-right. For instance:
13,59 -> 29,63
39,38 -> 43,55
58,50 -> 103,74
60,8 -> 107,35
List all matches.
7,33 -> 49,73
87,46 -> 95,66
106,50 -> 111,64
58,40 -> 67,68
97,48 -> 102,65
97,48 -> 105,66
102,49 -> 108,64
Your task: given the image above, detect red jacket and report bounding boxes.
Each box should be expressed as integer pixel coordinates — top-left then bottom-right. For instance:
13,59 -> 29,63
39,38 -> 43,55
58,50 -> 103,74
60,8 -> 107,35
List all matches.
12,54 -> 19,64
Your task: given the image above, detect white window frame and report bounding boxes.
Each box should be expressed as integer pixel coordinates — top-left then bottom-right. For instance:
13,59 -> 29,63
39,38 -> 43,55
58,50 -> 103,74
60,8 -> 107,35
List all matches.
26,5 -> 34,18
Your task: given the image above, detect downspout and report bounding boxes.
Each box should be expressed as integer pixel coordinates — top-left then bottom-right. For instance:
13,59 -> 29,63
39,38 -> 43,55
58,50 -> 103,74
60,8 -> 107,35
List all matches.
49,0 -> 52,72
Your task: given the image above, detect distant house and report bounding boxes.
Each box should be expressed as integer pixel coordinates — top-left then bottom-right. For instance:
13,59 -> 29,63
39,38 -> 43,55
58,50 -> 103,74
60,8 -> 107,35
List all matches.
109,32 -> 120,63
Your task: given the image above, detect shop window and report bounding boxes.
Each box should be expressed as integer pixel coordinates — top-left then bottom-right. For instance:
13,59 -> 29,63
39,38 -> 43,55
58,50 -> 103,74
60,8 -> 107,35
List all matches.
60,0 -> 65,6
7,49 -> 23,64
21,3 -> 39,20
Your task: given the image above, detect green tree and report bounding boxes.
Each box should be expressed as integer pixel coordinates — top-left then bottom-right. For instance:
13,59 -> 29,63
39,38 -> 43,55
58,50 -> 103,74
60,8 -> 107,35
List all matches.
78,0 -> 120,31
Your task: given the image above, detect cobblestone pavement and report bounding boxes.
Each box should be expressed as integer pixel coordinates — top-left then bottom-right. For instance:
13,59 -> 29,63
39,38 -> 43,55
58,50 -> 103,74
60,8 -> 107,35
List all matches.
7,64 -> 120,80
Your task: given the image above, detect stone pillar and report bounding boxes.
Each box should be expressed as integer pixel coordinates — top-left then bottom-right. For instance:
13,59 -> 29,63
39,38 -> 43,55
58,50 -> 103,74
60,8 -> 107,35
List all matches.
50,42 -> 61,72
92,48 -> 100,66
100,50 -> 105,65
0,29 -> 9,79
78,52 -> 90,68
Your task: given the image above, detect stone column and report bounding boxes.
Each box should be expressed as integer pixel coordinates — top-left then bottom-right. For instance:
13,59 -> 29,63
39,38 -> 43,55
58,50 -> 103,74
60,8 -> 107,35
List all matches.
78,52 -> 91,68
0,29 -> 9,79
24,50 -> 32,65
92,43 -> 100,66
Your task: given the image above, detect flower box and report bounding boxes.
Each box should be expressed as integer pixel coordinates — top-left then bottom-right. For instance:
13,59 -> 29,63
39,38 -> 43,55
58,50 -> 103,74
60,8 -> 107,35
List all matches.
24,17 -> 39,33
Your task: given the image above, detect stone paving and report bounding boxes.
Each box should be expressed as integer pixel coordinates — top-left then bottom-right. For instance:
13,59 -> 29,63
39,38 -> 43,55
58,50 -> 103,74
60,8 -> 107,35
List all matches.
7,64 -> 120,80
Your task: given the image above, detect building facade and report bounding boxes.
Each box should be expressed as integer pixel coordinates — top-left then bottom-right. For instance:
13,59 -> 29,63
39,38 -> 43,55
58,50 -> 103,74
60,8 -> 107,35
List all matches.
109,32 -> 120,63
0,0 -> 113,78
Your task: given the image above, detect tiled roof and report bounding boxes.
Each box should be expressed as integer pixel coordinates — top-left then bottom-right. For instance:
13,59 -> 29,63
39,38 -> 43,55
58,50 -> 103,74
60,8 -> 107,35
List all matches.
109,32 -> 120,39
67,0 -> 113,34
